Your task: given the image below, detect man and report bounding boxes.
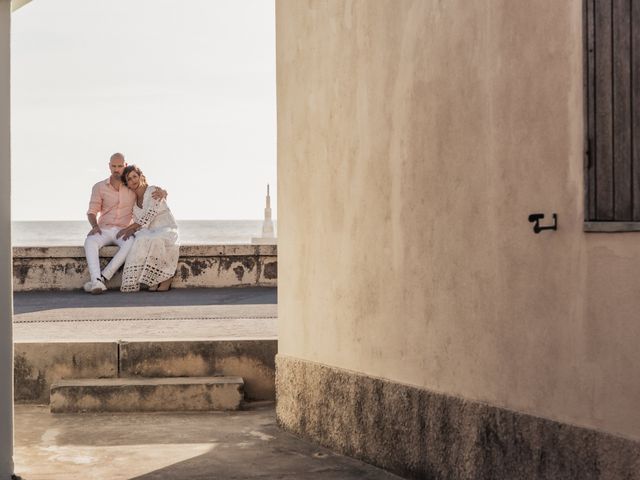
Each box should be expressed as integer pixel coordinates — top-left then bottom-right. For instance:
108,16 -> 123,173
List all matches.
84,152 -> 165,294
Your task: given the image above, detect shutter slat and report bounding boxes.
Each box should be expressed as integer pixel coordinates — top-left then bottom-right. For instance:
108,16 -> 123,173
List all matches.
632,0 -> 640,220
587,0 -> 597,220
613,0 -> 632,220
595,0 -> 615,220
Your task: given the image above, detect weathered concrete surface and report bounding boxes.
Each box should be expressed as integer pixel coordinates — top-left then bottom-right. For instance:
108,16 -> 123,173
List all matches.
14,343 -> 117,404
14,315 -> 278,343
276,355 -> 640,480
14,404 -> 403,480
120,340 -> 276,400
50,377 -> 244,413
13,244 -> 277,291
15,303 -> 277,324
13,287 -> 277,342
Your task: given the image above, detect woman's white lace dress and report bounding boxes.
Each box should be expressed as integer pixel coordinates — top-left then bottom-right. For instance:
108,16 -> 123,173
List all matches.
120,186 -> 180,292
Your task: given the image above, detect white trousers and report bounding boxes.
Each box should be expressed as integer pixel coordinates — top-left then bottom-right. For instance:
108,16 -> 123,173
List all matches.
84,226 -> 135,282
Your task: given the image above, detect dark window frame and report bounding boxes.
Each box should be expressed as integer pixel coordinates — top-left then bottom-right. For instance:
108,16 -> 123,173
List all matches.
584,0 -> 640,232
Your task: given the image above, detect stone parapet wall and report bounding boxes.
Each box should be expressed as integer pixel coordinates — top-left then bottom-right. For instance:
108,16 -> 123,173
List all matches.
12,244 -> 277,291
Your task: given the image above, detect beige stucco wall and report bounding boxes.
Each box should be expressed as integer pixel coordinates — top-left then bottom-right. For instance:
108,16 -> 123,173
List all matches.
277,0 -> 640,440
0,0 -> 14,476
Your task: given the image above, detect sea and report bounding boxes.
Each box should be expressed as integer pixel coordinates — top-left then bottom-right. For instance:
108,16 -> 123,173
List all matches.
11,220 -> 275,246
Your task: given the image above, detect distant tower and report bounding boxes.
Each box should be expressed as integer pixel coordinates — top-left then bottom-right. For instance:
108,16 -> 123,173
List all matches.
252,184 -> 276,244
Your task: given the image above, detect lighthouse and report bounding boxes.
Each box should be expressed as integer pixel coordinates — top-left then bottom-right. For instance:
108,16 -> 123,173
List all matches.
252,184 -> 276,244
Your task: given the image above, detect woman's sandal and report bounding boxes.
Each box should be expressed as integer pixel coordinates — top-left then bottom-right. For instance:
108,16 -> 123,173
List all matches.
156,277 -> 173,292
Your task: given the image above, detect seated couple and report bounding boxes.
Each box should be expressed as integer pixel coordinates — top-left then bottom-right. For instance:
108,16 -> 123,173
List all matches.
84,152 -> 179,294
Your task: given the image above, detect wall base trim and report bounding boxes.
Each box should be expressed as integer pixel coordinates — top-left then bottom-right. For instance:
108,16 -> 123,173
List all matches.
276,355 -> 640,479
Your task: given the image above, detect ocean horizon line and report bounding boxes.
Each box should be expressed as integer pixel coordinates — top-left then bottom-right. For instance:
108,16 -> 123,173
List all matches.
12,219 -> 275,223
12,219 -> 277,246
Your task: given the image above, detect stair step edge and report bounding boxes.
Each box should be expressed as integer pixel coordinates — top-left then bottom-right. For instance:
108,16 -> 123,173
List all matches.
52,376 -> 244,388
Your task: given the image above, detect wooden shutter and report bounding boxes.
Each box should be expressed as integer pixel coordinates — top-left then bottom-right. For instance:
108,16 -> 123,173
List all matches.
586,0 -> 640,222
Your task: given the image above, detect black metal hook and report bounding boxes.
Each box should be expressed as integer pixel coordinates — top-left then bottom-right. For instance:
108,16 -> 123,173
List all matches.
528,213 -> 557,234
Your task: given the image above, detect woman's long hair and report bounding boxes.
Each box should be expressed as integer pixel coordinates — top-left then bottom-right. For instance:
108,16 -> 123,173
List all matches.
121,165 -> 146,187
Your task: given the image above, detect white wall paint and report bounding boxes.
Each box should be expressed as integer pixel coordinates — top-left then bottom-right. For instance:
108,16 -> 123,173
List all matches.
1,1 -> 15,476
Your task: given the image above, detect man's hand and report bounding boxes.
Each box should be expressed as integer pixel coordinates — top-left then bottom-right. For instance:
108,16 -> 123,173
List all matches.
87,225 -> 102,237
152,188 -> 168,200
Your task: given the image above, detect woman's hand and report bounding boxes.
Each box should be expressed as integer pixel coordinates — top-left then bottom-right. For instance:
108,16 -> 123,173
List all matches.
117,225 -> 137,240
152,187 -> 167,200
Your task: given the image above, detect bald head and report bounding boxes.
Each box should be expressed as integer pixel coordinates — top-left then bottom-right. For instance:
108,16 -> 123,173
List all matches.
108,152 -> 127,180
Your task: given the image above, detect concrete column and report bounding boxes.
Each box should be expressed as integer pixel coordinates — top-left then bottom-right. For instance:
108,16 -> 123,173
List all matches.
0,0 -> 14,478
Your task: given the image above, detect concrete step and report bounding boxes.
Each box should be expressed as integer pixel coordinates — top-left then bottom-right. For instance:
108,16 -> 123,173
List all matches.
50,376 -> 244,413
14,339 -> 277,406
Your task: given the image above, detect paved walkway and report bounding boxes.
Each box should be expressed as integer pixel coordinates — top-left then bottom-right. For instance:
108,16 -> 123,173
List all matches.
13,288 -> 277,342
14,404 -> 403,480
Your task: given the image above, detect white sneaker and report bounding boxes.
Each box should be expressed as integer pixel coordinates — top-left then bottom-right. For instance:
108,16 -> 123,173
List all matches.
91,278 -> 107,295
83,281 -> 93,293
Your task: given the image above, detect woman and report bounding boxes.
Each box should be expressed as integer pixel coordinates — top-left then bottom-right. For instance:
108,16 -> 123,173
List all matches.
117,165 -> 179,292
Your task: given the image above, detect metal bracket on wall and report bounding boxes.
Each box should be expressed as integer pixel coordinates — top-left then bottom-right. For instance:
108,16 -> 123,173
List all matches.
528,213 -> 558,234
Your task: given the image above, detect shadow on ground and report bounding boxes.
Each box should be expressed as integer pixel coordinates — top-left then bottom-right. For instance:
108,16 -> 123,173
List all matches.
13,287 -> 277,314
14,404 -> 401,480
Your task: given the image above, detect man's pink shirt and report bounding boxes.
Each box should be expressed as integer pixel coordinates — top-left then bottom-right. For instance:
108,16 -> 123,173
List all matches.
87,178 -> 136,229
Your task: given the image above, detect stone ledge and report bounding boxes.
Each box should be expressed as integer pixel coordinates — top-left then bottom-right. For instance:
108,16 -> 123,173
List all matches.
276,355 -> 640,480
13,244 -> 277,291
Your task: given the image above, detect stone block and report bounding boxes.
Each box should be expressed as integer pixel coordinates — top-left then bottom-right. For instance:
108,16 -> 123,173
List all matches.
50,376 -> 244,413
119,340 -> 276,401
14,342 -> 118,404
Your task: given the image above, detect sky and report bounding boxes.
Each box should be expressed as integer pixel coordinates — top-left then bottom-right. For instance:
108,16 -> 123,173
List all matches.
10,0 -> 276,221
